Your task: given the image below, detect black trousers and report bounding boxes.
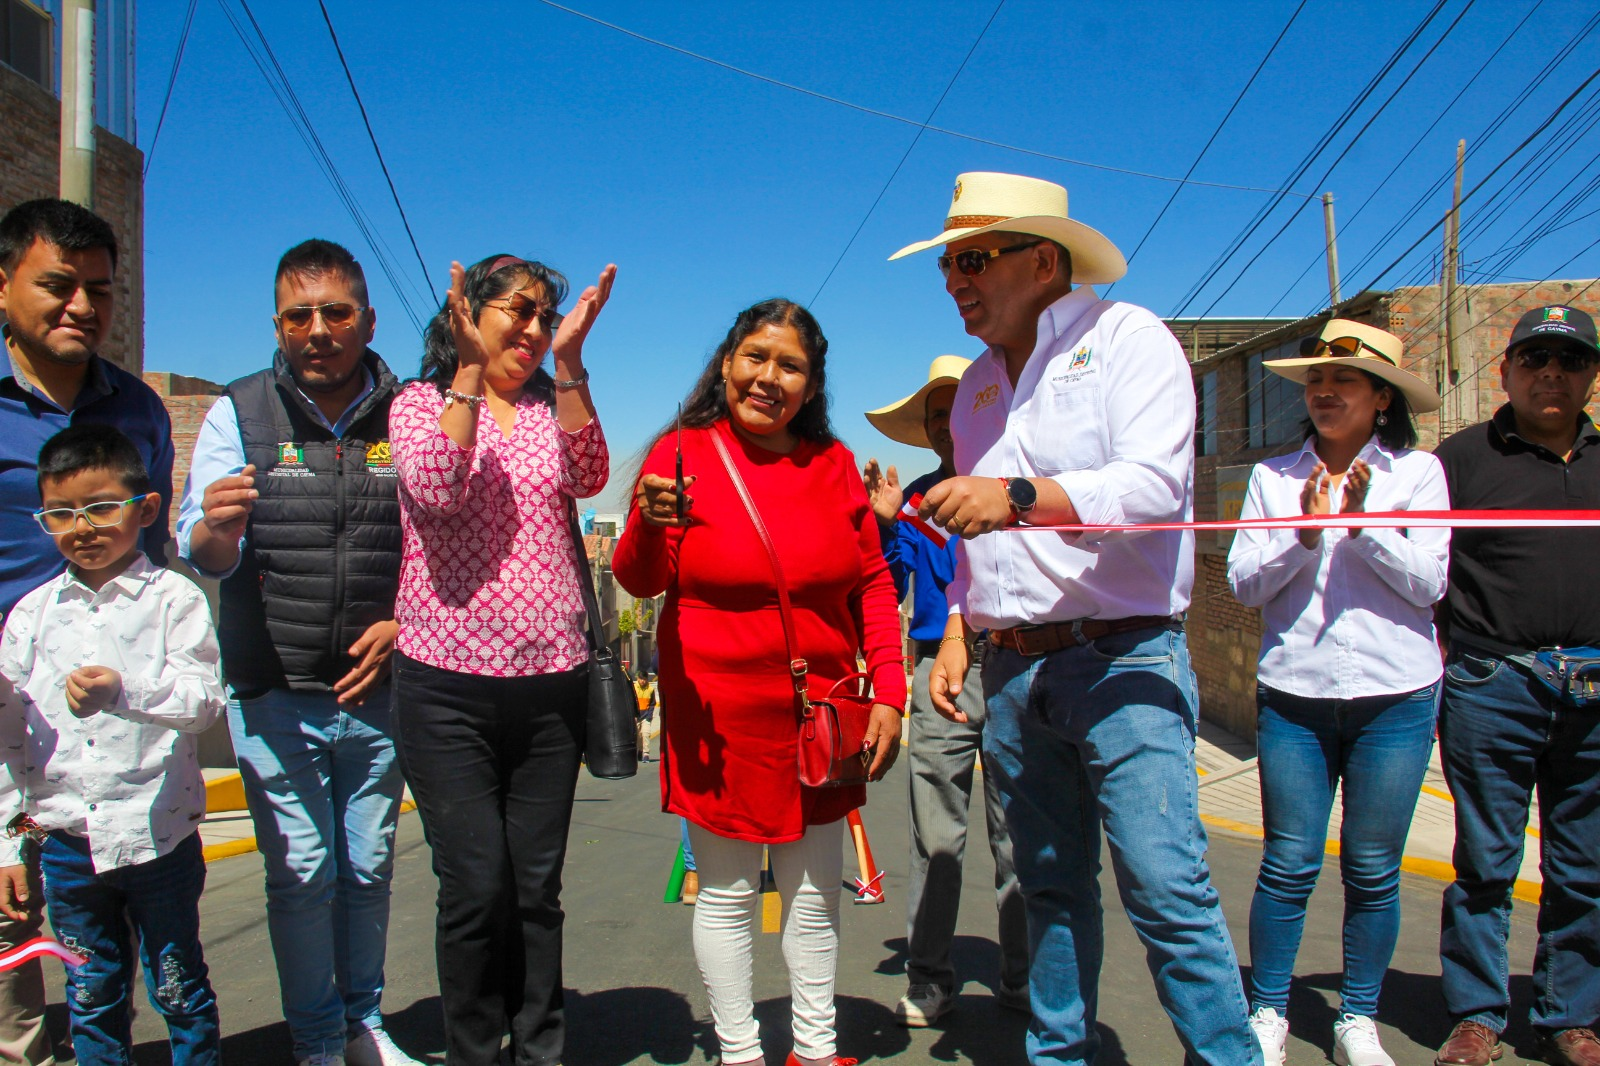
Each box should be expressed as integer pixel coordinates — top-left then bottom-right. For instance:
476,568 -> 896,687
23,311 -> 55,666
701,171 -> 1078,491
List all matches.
392,651 -> 586,1066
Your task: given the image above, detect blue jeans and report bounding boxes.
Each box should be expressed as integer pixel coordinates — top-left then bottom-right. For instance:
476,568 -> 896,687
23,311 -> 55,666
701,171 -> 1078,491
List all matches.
982,626 -> 1259,1066
1438,646 -> 1600,1034
40,831 -> 218,1066
1248,682 -> 1438,1019
228,686 -> 404,1060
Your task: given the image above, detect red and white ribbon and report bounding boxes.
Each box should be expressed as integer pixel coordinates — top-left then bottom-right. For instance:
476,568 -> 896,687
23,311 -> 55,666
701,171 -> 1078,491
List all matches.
1007,509 -> 1600,532
0,937 -> 86,972
899,493 -> 951,547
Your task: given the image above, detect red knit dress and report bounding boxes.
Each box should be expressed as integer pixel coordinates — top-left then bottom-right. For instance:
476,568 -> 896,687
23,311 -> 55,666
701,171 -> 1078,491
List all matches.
611,420 -> 907,843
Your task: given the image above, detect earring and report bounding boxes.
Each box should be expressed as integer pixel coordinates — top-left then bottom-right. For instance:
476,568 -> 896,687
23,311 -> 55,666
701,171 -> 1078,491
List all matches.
1376,412 -> 1388,426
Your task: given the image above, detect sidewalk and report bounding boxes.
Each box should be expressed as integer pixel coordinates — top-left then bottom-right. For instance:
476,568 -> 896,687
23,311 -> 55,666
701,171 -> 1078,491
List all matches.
1192,718 -> 1543,903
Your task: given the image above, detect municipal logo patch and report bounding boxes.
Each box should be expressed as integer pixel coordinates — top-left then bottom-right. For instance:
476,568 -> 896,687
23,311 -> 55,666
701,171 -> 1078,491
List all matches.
1544,307 -> 1570,323
1068,346 -> 1092,370
278,442 -> 304,465
365,441 -> 392,467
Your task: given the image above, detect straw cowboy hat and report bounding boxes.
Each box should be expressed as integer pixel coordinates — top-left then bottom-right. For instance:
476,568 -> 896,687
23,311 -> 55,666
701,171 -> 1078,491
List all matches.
866,355 -> 973,449
888,172 -> 1128,285
1264,318 -> 1442,413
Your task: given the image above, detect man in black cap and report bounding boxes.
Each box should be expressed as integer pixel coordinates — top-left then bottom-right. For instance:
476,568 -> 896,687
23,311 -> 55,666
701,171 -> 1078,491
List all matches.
1433,305 -> 1600,1066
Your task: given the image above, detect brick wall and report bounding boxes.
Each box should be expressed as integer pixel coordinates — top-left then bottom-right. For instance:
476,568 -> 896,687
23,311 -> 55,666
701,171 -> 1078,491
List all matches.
143,372 -> 224,536
0,62 -> 144,373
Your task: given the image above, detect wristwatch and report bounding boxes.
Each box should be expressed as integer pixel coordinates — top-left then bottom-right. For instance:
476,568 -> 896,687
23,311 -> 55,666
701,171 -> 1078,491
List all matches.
1000,477 -> 1037,524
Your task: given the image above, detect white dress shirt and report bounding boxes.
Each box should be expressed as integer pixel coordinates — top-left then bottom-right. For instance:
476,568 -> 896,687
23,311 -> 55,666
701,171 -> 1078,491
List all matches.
0,554 -> 225,872
948,286 -> 1195,630
1227,437 -> 1449,699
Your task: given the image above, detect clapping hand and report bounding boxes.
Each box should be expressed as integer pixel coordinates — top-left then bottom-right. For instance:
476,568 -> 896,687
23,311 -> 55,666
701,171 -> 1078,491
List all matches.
552,264 -> 617,364
446,261 -> 493,372
1342,459 -> 1371,538
862,459 -> 903,523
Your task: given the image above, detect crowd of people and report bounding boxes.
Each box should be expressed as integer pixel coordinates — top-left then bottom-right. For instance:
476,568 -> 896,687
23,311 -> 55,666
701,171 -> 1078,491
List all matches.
0,169 -> 1593,1066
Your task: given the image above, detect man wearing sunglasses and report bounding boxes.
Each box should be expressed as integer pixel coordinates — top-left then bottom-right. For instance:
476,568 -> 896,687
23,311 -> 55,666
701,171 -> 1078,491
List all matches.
176,240 -> 416,1066
0,197 -> 176,1066
891,172 -> 1258,1066
1432,305 -> 1600,1066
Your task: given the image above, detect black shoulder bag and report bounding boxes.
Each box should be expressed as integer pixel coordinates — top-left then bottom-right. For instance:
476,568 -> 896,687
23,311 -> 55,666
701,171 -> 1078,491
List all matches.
566,501 -> 638,779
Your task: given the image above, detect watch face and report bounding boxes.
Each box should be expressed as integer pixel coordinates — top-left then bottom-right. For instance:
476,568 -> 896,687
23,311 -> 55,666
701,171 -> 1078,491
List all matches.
1007,478 -> 1038,510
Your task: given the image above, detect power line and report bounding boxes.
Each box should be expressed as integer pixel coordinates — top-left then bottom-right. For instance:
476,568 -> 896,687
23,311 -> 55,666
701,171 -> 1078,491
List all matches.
1168,0 -> 1455,320
810,0 -> 1006,305
531,0 -> 1307,198
1112,0 -> 1309,285
144,0 -> 200,176
315,0 -> 437,306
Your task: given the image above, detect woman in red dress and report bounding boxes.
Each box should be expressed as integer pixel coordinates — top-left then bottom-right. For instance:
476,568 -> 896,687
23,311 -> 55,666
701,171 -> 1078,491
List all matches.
612,299 -> 905,1066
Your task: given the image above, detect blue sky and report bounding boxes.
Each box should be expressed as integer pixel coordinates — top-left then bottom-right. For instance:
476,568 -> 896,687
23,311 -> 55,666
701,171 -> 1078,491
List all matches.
135,0 -> 1600,507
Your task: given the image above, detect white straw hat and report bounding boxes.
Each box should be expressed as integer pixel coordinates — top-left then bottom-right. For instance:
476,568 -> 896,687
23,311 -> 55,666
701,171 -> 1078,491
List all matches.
1263,319 -> 1442,413
888,172 -> 1127,285
865,355 -> 973,449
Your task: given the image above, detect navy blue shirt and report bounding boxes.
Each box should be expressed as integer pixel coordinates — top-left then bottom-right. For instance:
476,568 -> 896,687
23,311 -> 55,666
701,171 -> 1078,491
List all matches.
879,468 -> 959,643
0,348 -> 174,616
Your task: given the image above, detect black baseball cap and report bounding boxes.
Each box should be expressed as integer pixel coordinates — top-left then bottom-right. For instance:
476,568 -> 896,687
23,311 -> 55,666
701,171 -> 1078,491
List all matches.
1506,305 -> 1600,357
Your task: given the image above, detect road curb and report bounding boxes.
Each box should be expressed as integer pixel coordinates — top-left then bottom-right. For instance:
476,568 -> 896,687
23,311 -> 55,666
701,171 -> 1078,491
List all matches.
201,800 -> 418,864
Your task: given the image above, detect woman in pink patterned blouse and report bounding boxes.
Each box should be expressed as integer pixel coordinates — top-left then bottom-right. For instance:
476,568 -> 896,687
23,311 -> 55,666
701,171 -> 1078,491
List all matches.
388,253 -> 615,1066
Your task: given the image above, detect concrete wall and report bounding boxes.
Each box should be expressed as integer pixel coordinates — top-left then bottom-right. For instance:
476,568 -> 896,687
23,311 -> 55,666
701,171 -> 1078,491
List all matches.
0,62 -> 144,373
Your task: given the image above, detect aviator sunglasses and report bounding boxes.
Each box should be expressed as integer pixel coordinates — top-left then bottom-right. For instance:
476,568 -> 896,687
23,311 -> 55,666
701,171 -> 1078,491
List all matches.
1311,336 -> 1395,364
1510,345 -> 1599,373
937,241 -> 1042,278
484,293 -> 563,332
33,498 -> 144,535
275,302 -> 366,335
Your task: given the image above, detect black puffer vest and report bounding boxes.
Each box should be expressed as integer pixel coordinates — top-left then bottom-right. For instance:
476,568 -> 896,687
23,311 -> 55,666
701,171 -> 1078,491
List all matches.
217,350 -> 403,693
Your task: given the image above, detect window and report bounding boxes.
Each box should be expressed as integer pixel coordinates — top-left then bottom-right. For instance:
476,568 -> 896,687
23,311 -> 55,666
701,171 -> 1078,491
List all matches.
1,0 -> 51,92
1196,371 -> 1218,456
1246,336 -> 1314,449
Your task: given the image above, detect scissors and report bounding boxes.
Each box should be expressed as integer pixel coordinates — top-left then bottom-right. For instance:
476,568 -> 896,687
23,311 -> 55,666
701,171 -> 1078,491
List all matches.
675,403 -> 685,522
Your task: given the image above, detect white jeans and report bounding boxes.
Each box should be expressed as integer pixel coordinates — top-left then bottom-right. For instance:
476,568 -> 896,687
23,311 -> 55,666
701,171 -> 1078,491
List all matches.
686,818 -> 845,1064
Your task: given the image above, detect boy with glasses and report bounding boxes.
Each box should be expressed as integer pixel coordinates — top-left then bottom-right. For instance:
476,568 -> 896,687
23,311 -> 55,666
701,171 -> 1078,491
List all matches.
1433,305 -> 1600,1066
177,239 -> 414,1066
0,424 -> 224,1065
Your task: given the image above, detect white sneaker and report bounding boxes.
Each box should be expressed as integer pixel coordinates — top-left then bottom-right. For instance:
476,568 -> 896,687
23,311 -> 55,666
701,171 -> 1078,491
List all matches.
893,983 -> 955,1027
298,1054 -> 344,1066
1248,1005 -> 1289,1066
346,1027 -> 424,1066
1332,1013 -> 1395,1066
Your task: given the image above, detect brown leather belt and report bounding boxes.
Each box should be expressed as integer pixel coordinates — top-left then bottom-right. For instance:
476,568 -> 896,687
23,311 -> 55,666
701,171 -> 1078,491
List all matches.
988,615 -> 1182,657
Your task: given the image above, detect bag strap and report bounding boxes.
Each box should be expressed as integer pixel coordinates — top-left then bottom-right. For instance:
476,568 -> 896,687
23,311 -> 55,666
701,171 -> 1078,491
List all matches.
708,427 -> 810,705
565,499 -> 603,656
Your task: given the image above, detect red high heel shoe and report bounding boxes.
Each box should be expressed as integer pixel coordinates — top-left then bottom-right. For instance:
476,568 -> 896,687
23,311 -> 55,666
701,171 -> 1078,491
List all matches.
783,1055 -> 858,1066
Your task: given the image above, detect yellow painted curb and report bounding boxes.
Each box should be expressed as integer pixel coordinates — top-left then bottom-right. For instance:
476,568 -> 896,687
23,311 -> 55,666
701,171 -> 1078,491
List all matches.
204,773 -> 247,814
1201,814 -> 1542,905
200,800 -> 417,864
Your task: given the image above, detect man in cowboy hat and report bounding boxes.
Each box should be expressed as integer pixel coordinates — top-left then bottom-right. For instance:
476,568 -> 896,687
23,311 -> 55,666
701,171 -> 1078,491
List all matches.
1431,305 -> 1600,1066
862,355 -> 1029,1028
892,171 -> 1259,1065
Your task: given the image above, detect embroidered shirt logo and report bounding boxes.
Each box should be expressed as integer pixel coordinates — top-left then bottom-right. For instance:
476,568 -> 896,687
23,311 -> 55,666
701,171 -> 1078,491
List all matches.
972,383 -> 1000,412
1068,346 -> 1092,370
365,440 -> 397,478
278,442 -> 304,466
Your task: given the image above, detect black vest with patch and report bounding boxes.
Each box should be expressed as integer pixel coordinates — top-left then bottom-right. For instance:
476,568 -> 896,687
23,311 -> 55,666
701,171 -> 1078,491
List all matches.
217,350 -> 402,693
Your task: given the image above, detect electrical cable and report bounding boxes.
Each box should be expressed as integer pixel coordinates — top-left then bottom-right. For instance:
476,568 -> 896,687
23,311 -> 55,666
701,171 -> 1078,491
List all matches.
1113,0 -> 1309,283
531,0 -> 1305,197
810,0 -> 1006,305
144,0 -> 201,176
1168,0 -> 1456,321
315,0 -> 437,305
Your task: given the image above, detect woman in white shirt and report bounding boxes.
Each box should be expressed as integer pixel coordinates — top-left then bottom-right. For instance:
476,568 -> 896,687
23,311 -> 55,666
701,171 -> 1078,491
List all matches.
1227,320 -> 1448,1066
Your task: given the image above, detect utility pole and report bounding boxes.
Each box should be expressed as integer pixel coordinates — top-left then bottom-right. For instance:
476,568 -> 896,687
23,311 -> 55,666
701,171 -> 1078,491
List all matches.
59,0 -> 97,208
1442,139 -> 1466,384
1322,192 -> 1341,307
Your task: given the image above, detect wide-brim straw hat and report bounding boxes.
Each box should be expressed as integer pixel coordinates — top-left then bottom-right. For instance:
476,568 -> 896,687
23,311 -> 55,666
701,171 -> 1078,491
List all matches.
888,172 -> 1128,285
865,355 -> 973,449
1264,318 -> 1442,414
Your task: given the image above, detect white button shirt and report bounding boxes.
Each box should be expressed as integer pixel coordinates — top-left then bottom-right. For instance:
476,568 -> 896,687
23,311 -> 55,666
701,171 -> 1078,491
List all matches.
0,554 -> 225,872
949,286 -> 1196,630
1227,437 -> 1449,699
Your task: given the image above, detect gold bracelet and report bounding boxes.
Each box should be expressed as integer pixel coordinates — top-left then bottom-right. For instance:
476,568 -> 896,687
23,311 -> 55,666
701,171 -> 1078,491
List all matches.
939,635 -> 969,648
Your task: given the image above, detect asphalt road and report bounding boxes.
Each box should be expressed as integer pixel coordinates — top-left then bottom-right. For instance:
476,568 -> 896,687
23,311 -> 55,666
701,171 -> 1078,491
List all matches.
79,760 -> 1547,1065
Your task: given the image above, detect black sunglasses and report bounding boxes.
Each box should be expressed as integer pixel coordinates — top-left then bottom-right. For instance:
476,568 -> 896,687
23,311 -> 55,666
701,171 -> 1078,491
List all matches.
1510,346 -> 1599,373
937,241 -> 1042,278
485,294 -> 563,332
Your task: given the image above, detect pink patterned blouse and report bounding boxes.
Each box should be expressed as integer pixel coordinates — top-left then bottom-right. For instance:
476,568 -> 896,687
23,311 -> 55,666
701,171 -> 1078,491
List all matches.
389,381 -> 609,677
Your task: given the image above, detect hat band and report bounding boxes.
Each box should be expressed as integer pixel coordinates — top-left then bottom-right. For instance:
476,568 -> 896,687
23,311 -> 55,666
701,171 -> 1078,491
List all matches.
945,214 -> 1008,230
